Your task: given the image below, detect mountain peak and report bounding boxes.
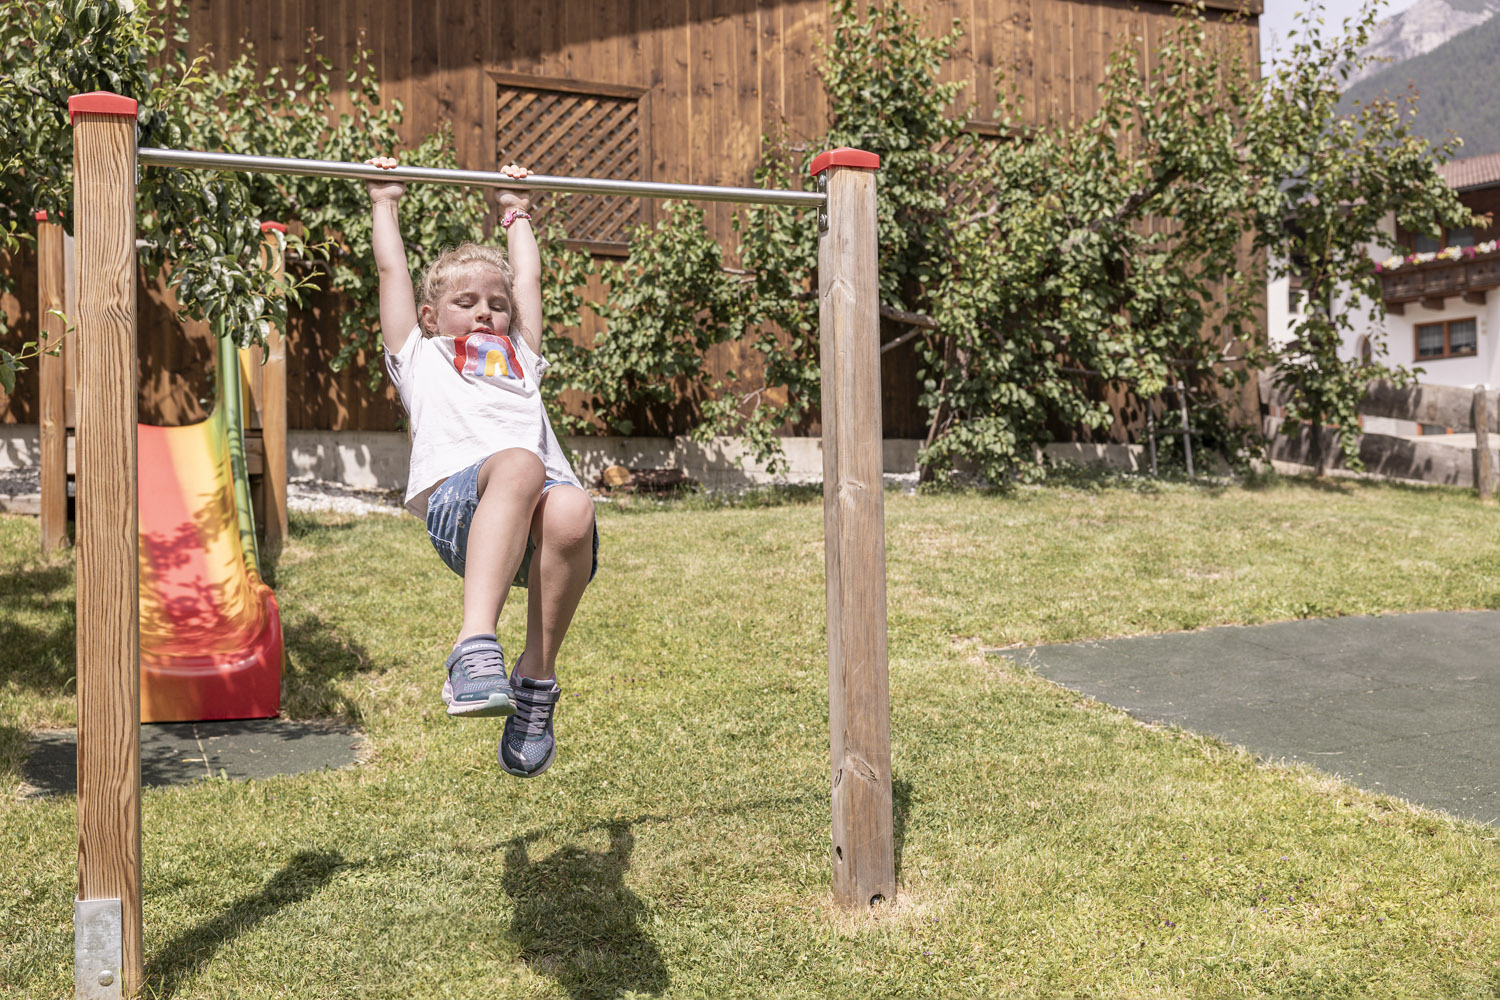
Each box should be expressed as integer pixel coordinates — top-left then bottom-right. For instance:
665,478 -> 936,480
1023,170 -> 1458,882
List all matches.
1343,0 -> 1500,87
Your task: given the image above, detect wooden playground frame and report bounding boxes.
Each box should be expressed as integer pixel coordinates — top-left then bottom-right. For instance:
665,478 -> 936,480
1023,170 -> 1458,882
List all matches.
67,89 -> 893,997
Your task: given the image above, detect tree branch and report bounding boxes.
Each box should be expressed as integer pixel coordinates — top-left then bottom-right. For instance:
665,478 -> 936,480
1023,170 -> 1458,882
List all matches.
1084,165 -> 1184,234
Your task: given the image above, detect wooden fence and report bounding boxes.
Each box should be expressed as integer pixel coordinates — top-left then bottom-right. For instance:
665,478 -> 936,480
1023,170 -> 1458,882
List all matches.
1264,376 -> 1499,497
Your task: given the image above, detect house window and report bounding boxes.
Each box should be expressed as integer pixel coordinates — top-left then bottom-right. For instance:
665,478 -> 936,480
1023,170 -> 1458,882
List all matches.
1405,224 -> 1478,253
490,72 -> 649,254
1415,318 -> 1478,359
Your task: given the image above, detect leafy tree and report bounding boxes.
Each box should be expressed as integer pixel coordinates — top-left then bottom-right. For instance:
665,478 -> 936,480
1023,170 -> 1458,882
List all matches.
727,133 -> 822,468
803,0 -> 1277,483
1258,3 -> 1474,472
1,0 -> 291,394
1,0 -> 591,408
736,0 -> 1472,483
578,201 -> 742,438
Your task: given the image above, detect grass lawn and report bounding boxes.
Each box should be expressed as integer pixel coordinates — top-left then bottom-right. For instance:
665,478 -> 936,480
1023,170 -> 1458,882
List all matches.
2,473 -> 1499,998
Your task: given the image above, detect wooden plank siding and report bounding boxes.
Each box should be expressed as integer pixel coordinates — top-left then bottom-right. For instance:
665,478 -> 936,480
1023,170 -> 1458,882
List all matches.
1,0 -> 1260,440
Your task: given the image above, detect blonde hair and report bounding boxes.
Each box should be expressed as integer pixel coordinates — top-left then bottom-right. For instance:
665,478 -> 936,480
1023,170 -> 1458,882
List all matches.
417,242 -> 514,335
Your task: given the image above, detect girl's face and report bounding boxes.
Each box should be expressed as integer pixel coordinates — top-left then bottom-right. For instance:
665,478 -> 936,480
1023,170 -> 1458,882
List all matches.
422,264 -> 513,338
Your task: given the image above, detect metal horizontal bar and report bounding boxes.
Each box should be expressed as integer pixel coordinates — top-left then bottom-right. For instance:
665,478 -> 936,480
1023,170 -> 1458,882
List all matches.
137,148 -> 826,208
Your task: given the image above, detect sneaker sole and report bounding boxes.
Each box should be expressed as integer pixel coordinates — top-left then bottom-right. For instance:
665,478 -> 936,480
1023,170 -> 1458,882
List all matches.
446,691 -> 516,717
498,743 -> 555,777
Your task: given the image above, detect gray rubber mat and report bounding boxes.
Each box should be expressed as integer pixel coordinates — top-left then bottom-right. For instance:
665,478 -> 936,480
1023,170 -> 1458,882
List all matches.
21,719 -> 367,797
993,611 -> 1499,826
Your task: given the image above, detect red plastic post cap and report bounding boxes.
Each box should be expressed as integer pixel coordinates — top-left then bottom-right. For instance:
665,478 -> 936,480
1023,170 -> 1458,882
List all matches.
34,211 -> 47,221
260,222 -> 288,234
68,92 -> 138,125
810,148 -> 881,177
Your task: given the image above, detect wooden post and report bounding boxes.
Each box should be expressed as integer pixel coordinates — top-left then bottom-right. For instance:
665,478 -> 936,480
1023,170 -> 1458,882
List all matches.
65,228 -> 78,431
1147,408 -> 1158,478
248,221 -> 288,559
813,147 -> 895,907
1474,384 -> 1491,501
70,91 -> 142,999
1177,382 -> 1195,480
36,213 -> 69,553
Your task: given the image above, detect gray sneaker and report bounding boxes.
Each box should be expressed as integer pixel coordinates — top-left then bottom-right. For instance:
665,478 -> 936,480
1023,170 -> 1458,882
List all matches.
499,663 -> 560,776
442,634 -> 515,717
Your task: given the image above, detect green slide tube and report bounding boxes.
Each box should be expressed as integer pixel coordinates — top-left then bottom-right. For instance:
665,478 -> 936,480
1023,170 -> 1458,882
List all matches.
217,329 -> 261,576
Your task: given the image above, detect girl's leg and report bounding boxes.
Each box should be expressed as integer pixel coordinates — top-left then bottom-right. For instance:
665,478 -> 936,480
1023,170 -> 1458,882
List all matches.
517,484 -> 596,679
458,448 -> 545,642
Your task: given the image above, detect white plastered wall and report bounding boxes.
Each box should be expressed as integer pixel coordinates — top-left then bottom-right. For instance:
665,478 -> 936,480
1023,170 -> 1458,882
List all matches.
1269,214 -> 1499,435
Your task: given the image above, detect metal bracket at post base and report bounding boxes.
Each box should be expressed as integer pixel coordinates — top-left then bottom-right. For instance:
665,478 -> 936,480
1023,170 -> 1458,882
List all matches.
75,898 -> 123,999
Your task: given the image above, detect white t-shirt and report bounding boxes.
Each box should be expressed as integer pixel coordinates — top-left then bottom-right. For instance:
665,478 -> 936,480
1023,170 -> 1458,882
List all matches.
385,325 -> 581,517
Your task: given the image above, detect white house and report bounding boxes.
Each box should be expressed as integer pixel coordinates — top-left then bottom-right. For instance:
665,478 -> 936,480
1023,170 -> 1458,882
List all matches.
1268,152 -> 1500,434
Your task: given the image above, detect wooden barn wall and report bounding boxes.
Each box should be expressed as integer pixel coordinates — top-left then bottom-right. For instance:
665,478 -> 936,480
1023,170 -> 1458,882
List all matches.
1,0 -> 1260,443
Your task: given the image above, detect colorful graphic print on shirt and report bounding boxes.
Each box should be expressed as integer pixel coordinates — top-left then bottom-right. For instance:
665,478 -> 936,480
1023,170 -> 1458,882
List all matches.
453,333 -> 524,383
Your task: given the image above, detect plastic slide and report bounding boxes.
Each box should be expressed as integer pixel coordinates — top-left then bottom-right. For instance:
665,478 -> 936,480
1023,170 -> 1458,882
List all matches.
136,340 -> 282,722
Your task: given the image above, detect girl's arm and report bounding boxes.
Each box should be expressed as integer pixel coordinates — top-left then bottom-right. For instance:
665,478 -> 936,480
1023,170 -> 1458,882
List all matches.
498,164 -> 544,358
366,157 -> 419,354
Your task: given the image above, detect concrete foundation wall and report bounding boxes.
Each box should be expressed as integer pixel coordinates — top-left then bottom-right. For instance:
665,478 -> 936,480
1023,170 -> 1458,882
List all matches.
0,424 -> 39,471
1265,416 -> 1497,488
0,425 -> 1156,490
291,432 -> 918,490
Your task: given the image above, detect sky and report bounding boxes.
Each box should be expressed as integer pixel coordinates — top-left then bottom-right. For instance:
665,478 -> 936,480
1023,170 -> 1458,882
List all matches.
1258,0 -> 1421,67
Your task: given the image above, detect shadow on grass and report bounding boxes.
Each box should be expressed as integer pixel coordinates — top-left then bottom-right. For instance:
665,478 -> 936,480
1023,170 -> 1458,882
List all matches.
278,614 -> 373,723
0,722 -> 34,786
504,820 -> 669,1000
489,793 -> 821,997
145,849 -> 346,998
892,773 -> 912,882
1236,467 -> 1480,499
1239,469 -> 1359,495
0,561 -> 75,697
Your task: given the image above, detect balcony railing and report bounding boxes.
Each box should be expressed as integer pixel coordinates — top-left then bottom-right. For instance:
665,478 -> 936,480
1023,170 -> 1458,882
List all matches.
1379,249 -> 1500,312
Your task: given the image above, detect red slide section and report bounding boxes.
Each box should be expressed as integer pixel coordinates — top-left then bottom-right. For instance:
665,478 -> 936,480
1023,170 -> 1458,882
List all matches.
137,403 -> 282,722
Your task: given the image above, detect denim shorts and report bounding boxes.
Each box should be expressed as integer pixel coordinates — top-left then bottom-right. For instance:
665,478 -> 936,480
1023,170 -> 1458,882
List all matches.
425,457 -> 598,588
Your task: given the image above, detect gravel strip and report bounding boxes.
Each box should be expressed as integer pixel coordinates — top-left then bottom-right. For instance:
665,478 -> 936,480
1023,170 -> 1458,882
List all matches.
0,467 -> 405,517
0,467 -> 41,497
286,477 -> 405,516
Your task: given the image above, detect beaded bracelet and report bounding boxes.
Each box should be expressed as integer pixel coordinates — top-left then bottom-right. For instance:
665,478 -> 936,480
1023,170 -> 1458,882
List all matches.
501,210 -> 532,229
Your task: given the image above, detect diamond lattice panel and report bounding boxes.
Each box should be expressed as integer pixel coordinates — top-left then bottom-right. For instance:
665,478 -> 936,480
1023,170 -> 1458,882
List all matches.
496,85 -> 642,247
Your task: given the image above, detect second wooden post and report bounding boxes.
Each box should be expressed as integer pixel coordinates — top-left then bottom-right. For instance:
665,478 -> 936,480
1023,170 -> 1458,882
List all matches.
246,220 -> 289,559
814,147 -> 896,907
35,212 -> 69,553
